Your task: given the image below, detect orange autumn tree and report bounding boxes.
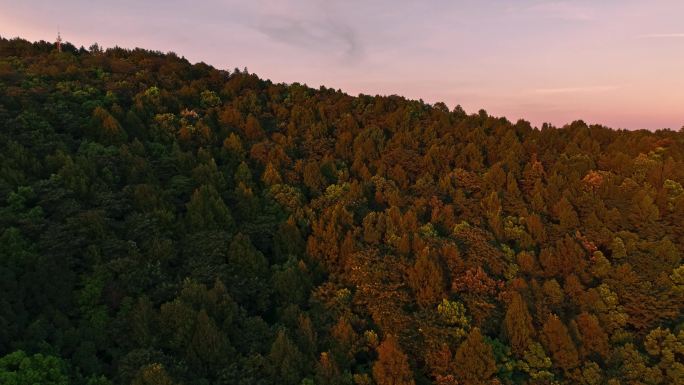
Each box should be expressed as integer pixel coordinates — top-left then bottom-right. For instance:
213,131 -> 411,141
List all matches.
503,292 -> 535,356
408,248 -> 446,307
541,314 -> 580,372
453,328 -> 497,385
574,312 -> 610,360
372,335 -> 415,385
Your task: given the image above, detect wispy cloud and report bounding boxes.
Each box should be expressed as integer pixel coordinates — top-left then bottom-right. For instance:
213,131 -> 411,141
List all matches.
523,1 -> 596,21
255,18 -> 363,62
531,85 -> 618,95
638,33 -> 684,38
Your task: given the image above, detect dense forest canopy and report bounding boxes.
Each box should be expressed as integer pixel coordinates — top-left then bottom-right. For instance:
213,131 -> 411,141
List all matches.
0,36 -> 683,385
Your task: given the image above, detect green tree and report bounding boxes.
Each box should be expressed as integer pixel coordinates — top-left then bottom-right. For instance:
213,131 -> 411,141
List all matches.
267,330 -> 306,385
437,299 -> 470,337
226,233 -> 271,312
186,310 -> 232,375
186,184 -> 235,232
517,342 -> 554,383
0,350 -> 69,385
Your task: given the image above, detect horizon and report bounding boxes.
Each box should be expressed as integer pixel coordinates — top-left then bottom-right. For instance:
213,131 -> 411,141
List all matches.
2,0 -> 683,131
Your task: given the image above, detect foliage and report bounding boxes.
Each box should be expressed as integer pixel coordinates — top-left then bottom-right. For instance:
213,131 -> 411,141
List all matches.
0,351 -> 69,385
0,36 -> 683,385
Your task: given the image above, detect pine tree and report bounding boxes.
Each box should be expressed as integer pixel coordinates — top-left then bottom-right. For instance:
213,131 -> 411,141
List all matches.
575,312 -> 609,359
267,330 -> 306,385
372,335 -> 415,385
503,292 -> 535,356
481,191 -> 503,239
262,162 -> 283,185
541,314 -> 579,371
226,233 -> 270,312
244,114 -> 265,140
186,184 -> 235,232
453,328 -> 497,385
186,310 -> 231,374
408,249 -> 446,308
91,106 -> 127,144
554,196 -> 579,231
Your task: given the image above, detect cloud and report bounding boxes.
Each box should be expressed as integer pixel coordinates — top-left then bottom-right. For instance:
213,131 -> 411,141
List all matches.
638,33 -> 684,38
523,1 -> 596,21
531,85 -> 618,94
256,18 -> 362,62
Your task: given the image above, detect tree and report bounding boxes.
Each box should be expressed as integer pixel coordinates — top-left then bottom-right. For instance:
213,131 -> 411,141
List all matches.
90,106 -> 127,144
0,350 -> 69,385
574,312 -> 609,359
186,310 -> 231,375
426,344 -> 453,378
503,292 -> 535,356
272,261 -> 311,307
554,196 -> 579,231
437,299 -> 470,337
579,361 -> 603,385
539,235 -> 586,278
186,184 -> 235,232
542,279 -> 565,309
330,316 -> 360,369
226,233 -> 271,312
262,162 -> 283,185
303,161 -> 325,194
243,114 -> 264,140
200,90 -> 221,108
643,327 -> 684,384
629,190 -> 660,231
267,330 -> 306,385
612,343 -> 656,384
131,364 -> 178,385
610,237 -> 627,260
315,352 -> 352,385
505,172 -> 525,214
541,314 -> 579,372
408,249 -> 446,307
517,342 -> 554,383
481,191 -> 503,238
526,213 -> 547,245
453,328 -> 497,385
372,335 -> 415,385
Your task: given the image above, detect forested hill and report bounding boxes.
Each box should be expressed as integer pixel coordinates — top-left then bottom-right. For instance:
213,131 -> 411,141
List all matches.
1,36 -> 683,385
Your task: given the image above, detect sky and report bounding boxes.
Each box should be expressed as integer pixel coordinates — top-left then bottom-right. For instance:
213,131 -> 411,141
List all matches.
1,0 -> 683,130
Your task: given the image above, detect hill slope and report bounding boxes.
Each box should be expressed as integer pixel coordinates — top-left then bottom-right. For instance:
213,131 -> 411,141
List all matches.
1,37 -> 683,385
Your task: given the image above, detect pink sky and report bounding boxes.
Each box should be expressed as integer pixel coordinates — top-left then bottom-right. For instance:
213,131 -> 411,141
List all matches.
1,0 -> 683,130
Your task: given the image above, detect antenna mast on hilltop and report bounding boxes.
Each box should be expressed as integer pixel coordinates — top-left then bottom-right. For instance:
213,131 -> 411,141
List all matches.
56,30 -> 63,52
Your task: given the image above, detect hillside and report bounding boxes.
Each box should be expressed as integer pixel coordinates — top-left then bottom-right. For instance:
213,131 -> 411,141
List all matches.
0,37 -> 683,385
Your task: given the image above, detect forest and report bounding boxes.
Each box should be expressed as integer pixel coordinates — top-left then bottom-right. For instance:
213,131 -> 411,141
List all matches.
0,36 -> 682,385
